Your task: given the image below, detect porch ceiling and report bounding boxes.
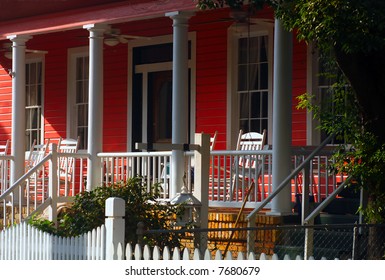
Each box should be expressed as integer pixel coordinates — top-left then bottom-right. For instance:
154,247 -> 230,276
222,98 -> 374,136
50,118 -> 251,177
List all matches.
0,0 -> 196,40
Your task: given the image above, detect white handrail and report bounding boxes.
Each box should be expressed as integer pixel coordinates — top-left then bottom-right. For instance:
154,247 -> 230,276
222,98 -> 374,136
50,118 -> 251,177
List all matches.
246,133 -> 336,221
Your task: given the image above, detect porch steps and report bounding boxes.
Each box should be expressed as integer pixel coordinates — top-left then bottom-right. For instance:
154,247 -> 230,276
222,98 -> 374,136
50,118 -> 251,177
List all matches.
0,205 -> 32,230
273,188 -> 360,259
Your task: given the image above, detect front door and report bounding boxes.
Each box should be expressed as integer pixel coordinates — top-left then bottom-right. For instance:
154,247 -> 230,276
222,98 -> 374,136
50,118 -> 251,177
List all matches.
131,40 -> 194,151
148,70 -> 172,144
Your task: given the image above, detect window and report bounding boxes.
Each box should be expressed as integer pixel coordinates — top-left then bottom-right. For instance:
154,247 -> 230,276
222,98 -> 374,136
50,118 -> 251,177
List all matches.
68,48 -> 89,150
317,51 -> 349,144
25,59 -> 43,150
228,24 -> 273,147
238,35 -> 269,134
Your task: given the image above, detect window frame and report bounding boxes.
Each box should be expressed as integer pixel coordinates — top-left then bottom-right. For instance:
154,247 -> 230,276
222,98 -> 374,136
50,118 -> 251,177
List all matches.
67,46 -> 89,151
307,45 -> 350,145
227,22 -> 274,149
25,54 -> 45,150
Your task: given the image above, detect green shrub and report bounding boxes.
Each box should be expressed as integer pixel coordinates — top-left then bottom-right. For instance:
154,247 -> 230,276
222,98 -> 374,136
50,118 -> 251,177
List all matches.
29,176 -> 186,248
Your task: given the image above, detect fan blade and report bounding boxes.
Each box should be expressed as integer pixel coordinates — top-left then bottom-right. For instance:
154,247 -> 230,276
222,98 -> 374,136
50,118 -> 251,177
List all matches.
26,49 -> 48,54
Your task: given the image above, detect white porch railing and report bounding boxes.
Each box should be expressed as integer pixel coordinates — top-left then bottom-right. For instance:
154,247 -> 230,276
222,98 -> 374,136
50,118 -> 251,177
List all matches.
99,151 -> 175,201
0,139 -> 347,229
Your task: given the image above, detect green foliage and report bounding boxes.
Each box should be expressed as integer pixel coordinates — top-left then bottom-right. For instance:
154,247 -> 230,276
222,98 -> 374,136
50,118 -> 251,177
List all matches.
29,177 -> 186,247
333,133 -> 385,223
196,0 -> 269,11
28,214 -> 57,235
297,58 -> 385,223
197,0 -> 385,55
275,0 -> 385,54
297,71 -> 360,143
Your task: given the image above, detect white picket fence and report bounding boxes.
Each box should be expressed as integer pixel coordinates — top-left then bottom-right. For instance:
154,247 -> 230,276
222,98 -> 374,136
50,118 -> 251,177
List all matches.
1,223 -> 334,260
0,197 -> 341,260
0,222 -> 106,260
113,242 -> 338,260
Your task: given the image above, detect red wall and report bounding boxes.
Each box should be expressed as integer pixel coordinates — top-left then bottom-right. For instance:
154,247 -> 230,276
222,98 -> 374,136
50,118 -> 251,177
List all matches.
192,9 -> 231,150
0,7 -> 308,152
292,34 -> 307,146
0,59 -> 12,145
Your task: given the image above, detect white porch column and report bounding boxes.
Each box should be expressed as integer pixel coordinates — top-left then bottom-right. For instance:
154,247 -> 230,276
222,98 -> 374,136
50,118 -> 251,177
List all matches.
166,11 -> 194,198
8,35 -> 31,185
84,24 -> 107,191
270,19 -> 293,215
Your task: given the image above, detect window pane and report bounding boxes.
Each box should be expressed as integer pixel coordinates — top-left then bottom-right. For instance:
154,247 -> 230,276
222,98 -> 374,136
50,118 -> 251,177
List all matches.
239,92 -> 249,119
262,91 -> 268,118
77,127 -> 87,150
238,38 -> 248,64
259,36 -> 268,62
250,120 -> 261,133
25,108 -> 32,129
248,64 -> 259,90
77,104 -> 88,126
76,57 -> 84,80
37,84 -> 42,105
248,37 -> 258,63
238,65 -> 248,91
30,63 -> 37,84
239,119 -> 248,133
76,81 -> 83,103
29,86 -> 37,105
260,63 -> 268,89
250,92 -> 260,119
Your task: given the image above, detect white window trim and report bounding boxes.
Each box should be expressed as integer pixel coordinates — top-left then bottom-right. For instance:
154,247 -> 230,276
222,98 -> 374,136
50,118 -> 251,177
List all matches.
67,46 -> 89,148
26,54 -> 45,146
127,33 -> 196,151
227,22 -> 274,149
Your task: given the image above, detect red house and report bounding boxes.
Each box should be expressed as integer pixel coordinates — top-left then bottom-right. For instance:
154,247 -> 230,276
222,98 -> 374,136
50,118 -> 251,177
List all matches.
0,1 -> 352,229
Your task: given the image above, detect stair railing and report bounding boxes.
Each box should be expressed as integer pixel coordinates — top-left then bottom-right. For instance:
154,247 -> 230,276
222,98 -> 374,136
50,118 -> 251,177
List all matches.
0,144 -> 61,229
302,175 -> 353,259
245,133 -> 338,254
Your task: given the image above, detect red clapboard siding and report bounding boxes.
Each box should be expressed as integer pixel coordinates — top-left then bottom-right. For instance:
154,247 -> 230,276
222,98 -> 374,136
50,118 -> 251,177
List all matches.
40,32 -> 72,140
195,23 -> 228,148
103,28 -> 127,151
291,37 -> 308,146
0,64 -> 12,143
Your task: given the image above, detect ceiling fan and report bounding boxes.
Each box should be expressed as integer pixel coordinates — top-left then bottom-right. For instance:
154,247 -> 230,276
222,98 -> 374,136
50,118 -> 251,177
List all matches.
103,28 -> 150,46
0,42 -> 47,59
194,7 -> 273,27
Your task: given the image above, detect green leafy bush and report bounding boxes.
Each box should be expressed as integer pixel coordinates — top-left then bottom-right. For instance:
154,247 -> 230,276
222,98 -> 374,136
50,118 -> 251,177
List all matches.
29,177 -> 186,248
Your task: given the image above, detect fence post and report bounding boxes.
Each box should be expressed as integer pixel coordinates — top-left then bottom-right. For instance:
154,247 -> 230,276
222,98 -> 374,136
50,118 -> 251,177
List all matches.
193,133 -> 210,253
47,143 -> 58,224
304,222 -> 314,260
247,216 -> 256,255
105,197 -> 125,260
136,222 -> 145,247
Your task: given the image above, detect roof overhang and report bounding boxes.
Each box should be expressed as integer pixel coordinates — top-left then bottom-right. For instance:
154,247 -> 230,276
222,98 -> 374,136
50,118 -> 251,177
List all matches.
0,0 -> 196,40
